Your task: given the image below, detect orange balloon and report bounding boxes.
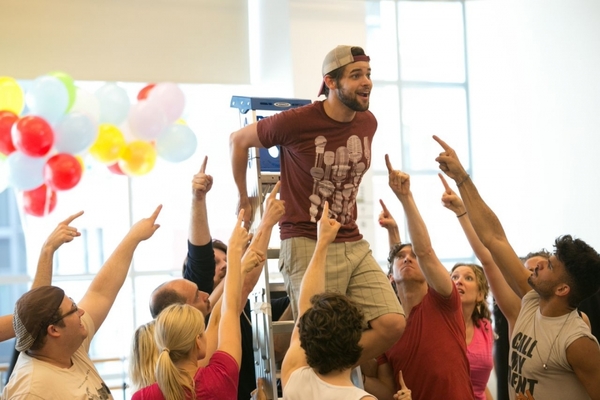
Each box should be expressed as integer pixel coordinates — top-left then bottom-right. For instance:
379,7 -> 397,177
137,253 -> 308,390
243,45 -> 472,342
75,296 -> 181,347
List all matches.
89,124 -> 125,164
118,140 -> 156,176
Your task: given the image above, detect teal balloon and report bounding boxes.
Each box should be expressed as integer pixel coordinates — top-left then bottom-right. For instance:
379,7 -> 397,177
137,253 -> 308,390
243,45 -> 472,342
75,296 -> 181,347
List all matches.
156,124 -> 197,163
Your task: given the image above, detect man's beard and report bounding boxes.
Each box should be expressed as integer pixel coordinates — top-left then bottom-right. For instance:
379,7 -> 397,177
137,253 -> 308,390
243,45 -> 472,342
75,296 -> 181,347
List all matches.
337,86 -> 369,112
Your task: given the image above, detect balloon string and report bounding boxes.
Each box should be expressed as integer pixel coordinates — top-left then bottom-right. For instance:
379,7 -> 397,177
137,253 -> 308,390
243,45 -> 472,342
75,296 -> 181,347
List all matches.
44,184 -> 51,216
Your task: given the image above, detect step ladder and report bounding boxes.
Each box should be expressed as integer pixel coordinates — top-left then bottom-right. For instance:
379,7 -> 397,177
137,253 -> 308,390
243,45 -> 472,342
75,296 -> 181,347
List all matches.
231,96 -> 311,400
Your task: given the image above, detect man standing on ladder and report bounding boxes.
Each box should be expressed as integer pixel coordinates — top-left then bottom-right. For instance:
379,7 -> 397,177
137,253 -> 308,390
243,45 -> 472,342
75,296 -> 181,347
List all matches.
230,45 -> 405,365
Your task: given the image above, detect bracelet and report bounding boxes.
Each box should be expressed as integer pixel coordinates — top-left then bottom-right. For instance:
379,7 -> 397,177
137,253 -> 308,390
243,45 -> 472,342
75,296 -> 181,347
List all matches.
456,211 -> 467,218
456,174 -> 470,187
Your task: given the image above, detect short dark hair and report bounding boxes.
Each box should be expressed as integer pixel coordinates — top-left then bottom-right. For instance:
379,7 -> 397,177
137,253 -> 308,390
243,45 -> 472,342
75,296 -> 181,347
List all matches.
554,235 -> 600,307
150,284 -> 187,319
322,46 -> 367,98
298,292 -> 364,374
521,249 -> 552,264
387,243 -> 413,276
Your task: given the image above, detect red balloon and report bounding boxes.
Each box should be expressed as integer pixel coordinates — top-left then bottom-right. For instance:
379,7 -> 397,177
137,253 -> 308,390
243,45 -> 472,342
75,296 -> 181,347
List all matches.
0,110 -> 18,155
44,153 -> 83,191
107,162 -> 125,175
23,184 -> 57,217
137,84 -> 156,101
12,116 -> 54,157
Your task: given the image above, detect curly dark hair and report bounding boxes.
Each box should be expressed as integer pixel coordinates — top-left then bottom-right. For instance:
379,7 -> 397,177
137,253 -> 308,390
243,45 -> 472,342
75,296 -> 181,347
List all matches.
554,235 -> 600,307
322,47 -> 368,98
298,292 -> 364,375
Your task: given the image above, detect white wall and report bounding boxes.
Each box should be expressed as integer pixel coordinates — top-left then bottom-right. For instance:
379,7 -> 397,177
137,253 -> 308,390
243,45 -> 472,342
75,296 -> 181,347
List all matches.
466,0 -> 600,255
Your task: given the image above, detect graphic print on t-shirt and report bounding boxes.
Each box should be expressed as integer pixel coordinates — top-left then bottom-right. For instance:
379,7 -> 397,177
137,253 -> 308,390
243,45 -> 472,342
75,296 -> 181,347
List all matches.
308,134 -> 369,224
510,331 -> 539,398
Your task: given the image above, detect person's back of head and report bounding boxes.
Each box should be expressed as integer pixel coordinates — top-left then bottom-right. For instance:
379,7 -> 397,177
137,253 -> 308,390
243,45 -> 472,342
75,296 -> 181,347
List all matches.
554,235 -> 600,307
149,282 -> 187,319
298,292 -> 363,375
129,320 -> 158,391
154,303 -> 206,400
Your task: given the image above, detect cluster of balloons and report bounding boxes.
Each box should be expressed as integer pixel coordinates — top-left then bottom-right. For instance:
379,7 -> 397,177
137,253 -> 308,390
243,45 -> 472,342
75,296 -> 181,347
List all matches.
0,73 -> 198,217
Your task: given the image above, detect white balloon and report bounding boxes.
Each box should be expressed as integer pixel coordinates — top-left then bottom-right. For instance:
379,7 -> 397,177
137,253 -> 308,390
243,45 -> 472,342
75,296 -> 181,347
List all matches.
70,87 -> 101,125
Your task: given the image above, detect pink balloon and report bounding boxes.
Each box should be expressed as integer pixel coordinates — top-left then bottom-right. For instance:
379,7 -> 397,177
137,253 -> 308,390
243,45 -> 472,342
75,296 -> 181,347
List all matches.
147,82 -> 185,123
128,100 -> 168,141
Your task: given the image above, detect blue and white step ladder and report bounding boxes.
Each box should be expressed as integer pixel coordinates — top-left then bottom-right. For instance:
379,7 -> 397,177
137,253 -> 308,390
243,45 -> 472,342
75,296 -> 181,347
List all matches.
231,96 -> 310,400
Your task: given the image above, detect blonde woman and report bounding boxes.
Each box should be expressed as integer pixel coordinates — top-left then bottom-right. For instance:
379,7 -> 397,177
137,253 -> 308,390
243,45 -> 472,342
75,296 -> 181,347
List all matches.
132,210 -> 253,400
129,320 -> 158,391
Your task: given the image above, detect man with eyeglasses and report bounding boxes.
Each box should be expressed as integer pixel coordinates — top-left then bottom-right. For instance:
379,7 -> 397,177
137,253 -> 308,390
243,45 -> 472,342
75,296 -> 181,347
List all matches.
2,206 -> 161,400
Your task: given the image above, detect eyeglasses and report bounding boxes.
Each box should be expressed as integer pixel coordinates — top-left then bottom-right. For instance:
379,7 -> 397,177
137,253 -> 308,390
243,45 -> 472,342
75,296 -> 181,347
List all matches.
48,298 -> 79,325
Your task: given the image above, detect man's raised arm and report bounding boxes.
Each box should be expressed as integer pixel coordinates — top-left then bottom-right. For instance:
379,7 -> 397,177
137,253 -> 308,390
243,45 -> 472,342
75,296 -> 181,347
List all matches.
434,135 -> 532,298
80,205 -> 161,331
386,155 -> 453,297
229,123 -> 265,230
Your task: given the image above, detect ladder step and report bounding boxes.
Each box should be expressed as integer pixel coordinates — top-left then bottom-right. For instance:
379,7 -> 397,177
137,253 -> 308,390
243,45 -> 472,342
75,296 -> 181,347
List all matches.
267,248 -> 280,259
269,282 -> 286,293
272,320 -> 295,334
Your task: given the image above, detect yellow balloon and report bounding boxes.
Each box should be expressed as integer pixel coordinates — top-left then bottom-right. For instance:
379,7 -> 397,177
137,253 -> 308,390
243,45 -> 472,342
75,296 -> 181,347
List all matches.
0,77 -> 25,115
118,140 -> 156,176
90,124 -> 125,164
175,118 -> 187,126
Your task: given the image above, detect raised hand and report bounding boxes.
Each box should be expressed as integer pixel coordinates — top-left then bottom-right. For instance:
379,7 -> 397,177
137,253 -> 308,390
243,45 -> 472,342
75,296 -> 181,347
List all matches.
432,135 -> 469,183
378,199 -> 398,230
129,205 -> 162,242
317,201 -> 341,245
385,154 -> 410,197
192,156 -> 213,201
262,181 -> 285,227
229,209 -> 250,257
439,174 -> 466,216
393,370 -> 412,400
241,231 -> 266,274
43,210 -> 84,251
237,197 -> 254,231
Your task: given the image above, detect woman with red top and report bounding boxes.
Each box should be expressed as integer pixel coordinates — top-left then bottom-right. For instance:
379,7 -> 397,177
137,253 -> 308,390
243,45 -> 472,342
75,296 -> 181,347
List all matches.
132,210 -> 254,400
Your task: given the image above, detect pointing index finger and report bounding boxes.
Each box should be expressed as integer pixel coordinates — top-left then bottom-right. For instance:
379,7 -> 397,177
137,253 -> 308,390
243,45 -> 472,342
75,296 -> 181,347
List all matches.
398,370 -> 407,390
199,155 -> 208,174
62,210 -> 84,225
268,181 -> 281,200
438,173 -> 451,193
432,135 -> 450,151
385,154 -> 394,173
379,199 -> 390,214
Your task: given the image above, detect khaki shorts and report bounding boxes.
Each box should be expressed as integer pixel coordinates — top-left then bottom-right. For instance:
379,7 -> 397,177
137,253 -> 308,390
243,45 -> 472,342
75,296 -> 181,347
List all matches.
279,237 -> 404,324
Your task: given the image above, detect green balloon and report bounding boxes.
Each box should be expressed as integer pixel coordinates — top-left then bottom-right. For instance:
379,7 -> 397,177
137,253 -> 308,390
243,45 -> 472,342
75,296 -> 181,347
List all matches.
49,71 -> 76,111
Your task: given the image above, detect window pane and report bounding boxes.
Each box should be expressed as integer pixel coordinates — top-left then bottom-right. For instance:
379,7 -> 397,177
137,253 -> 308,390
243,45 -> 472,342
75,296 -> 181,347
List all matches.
370,84 -> 401,171
401,87 -> 470,172
366,1 -> 399,81
398,2 -> 465,83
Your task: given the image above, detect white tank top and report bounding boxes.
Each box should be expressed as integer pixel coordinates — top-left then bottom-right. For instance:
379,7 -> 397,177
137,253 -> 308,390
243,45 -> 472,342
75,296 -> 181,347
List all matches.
283,367 -> 374,400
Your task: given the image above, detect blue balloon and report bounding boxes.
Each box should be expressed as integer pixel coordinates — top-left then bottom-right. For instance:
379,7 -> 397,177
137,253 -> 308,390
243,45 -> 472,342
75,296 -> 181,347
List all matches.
156,124 -> 197,163
54,112 -> 98,154
7,151 -> 46,190
0,157 -> 8,194
25,75 -> 69,125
